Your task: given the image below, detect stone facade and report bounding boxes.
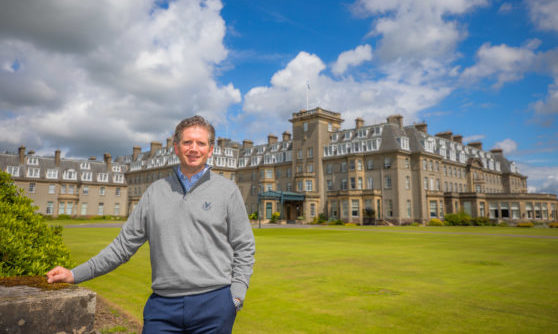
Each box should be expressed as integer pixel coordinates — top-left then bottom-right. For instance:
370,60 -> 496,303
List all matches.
2,107 -> 557,224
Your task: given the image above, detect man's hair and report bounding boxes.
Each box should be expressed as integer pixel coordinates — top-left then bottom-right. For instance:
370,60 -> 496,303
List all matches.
173,115 -> 215,146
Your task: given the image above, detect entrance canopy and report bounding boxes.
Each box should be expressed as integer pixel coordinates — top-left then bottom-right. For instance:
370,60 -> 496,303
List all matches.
257,190 -> 305,202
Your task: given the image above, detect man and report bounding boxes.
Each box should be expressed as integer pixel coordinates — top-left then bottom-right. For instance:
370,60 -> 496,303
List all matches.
47,115 -> 256,333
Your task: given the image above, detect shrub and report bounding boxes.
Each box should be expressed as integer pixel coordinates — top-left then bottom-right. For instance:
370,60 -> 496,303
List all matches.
444,212 -> 472,226
327,219 -> 344,225
549,222 -> 558,228
498,221 -> 509,227
269,212 -> 280,224
428,218 -> 444,226
0,171 -> 72,276
248,211 -> 258,220
56,214 -> 72,220
344,223 -> 357,227
517,222 -> 534,228
411,222 -> 421,227
472,216 -> 490,226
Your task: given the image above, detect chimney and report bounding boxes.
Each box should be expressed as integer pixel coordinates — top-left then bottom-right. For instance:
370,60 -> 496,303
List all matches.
55,150 -> 61,167
89,156 -> 97,161
415,122 -> 427,133
490,148 -> 503,155
104,153 -> 112,171
268,134 -> 278,145
468,142 -> 483,150
387,115 -> 403,128
28,150 -> 35,155
355,117 -> 364,129
282,131 -> 291,141
149,141 -> 162,158
132,146 -> 141,161
217,137 -> 225,148
435,131 -> 453,141
18,146 -> 25,164
166,137 -> 173,149
242,140 -> 253,149
453,135 -> 463,144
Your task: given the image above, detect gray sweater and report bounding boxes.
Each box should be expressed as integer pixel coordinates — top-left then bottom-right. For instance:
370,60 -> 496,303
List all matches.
72,170 -> 255,302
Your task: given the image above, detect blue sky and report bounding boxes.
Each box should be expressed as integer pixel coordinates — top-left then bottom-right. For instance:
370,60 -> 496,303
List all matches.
0,0 -> 557,193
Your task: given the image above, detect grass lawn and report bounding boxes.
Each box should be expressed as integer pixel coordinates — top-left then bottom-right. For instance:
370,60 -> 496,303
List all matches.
63,226 -> 558,333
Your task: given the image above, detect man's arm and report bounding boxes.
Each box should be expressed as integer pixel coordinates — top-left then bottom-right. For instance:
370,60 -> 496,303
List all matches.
227,187 -> 256,307
47,190 -> 150,284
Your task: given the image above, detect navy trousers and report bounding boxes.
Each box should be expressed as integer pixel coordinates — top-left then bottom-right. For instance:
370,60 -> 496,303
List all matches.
142,286 -> 237,334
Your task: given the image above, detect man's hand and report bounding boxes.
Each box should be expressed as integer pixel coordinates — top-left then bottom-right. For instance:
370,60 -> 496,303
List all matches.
46,266 -> 74,284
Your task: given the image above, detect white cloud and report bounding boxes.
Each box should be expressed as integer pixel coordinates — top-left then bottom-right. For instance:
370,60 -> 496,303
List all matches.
532,84 -> 558,116
460,42 -> 538,88
518,163 -> 558,195
0,0 -> 240,157
526,0 -> 558,32
493,138 -> 518,154
242,51 -> 451,137
498,3 -> 513,13
331,44 -> 373,76
462,134 -> 485,142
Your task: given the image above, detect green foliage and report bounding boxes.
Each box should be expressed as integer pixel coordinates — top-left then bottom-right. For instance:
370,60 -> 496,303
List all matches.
498,221 -> 509,227
327,219 -> 344,225
444,212 -> 472,226
248,211 -> 258,220
0,171 -> 72,276
549,222 -> 558,228
427,218 -> 444,226
517,222 -> 534,228
471,216 -> 491,226
411,222 -> 421,226
269,212 -> 280,223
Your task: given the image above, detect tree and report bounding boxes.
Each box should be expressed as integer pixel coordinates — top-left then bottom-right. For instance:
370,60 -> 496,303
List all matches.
0,171 -> 72,276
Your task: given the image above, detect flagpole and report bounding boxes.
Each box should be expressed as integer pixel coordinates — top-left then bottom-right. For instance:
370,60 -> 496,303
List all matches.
306,81 -> 310,111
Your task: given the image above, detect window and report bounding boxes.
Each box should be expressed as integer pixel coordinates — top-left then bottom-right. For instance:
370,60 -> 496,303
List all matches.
535,203 -> 541,219
28,182 -> 36,193
349,160 -> 355,170
287,183 -> 292,192
489,202 -> 498,219
407,200 -> 412,218
405,176 -> 410,190
6,166 -> 20,177
307,148 -> 313,158
341,162 -> 347,172
266,184 -> 273,191
423,160 -> 427,170
27,156 -> 39,165
100,186 -> 105,195
542,203 -> 548,220
60,184 -> 66,194
81,203 -> 88,215
424,177 -> 428,190
97,173 -> 108,182
27,167 -> 40,178
350,177 -> 356,189
511,202 -> 520,219
367,177 -> 374,189
386,200 -> 393,217
526,202 -> 533,219
399,137 -> 410,150
405,158 -> 410,169
83,185 -> 89,194
303,122 -> 308,132
384,157 -> 392,169
80,162 -> 90,170
287,168 -> 292,178
46,169 -> 58,179
275,169 -> 281,179
66,202 -> 73,215
68,185 -> 74,194
114,203 -> 120,216
341,179 -> 347,190
327,164 -> 332,174
62,169 -> 77,180
480,202 -> 486,217
430,201 -> 438,218
58,202 -> 65,215
46,202 -> 54,215
330,201 -> 338,218
81,171 -> 92,182
463,201 -> 472,216
384,175 -> 392,189
265,169 -> 273,179
352,200 -> 359,217
357,177 -> 363,190
98,203 -> 104,215
310,203 -> 316,217
367,160 -> 374,170
116,187 -> 121,196
48,184 -> 56,194
305,180 -> 313,192
342,200 -> 349,219
297,181 -> 303,192
307,164 -> 313,173
327,180 -> 333,191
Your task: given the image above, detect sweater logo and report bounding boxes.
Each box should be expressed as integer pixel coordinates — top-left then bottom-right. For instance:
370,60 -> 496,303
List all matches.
202,201 -> 212,211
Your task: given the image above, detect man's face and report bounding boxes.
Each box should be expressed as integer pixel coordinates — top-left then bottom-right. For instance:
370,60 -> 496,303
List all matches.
174,126 -> 213,174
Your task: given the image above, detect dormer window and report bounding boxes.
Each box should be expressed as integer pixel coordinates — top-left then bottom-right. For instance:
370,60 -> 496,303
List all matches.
213,146 -> 221,154
97,173 -> 109,182
225,147 -> 233,156
62,169 -> 77,180
257,146 -> 265,154
113,174 -> 124,183
81,171 -> 92,182
27,156 -> 39,165
331,133 -> 339,142
398,137 -> 410,150
357,128 -> 368,138
343,132 -> 352,141
112,165 -> 122,173
27,167 -> 40,178
6,166 -> 20,177
46,169 -> 58,179
80,162 -> 90,170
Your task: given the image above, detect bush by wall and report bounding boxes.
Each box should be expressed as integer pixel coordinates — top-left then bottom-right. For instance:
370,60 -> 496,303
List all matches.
428,218 -> 444,226
517,222 -> 534,228
444,212 -> 472,226
0,171 -> 72,276
269,212 -> 280,224
549,222 -> 558,228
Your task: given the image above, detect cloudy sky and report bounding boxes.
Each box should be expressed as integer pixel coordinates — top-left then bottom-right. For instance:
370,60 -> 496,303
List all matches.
1,0 -> 557,194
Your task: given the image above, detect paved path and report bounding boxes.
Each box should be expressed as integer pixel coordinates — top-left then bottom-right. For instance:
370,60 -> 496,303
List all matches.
65,222 -> 558,239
